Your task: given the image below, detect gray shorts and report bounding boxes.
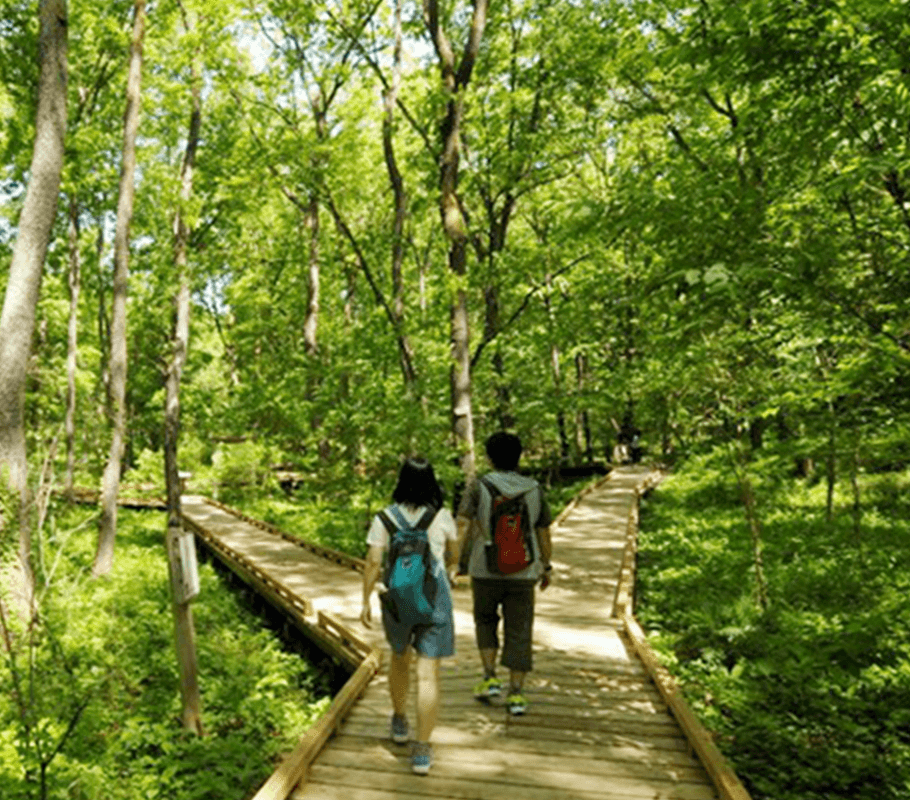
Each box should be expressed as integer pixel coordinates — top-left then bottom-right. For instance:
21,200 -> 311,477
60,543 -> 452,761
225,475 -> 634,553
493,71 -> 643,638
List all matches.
382,564 -> 455,659
472,578 -> 535,673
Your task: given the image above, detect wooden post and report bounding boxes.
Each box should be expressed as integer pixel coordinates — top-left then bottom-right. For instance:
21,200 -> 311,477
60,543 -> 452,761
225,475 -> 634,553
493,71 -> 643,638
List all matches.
166,522 -> 203,735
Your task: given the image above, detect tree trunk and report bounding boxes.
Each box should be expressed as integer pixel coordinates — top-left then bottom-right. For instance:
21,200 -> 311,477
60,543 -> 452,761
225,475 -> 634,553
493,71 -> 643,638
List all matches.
94,0 -> 145,578
0,0 -> 68,621
65,197 -> 81,499
575,353 -> 593,462
731,440 -> 769,612
384,0 -> 418,395
544,273 -> 569,464
424,0 -> 488,480
303,197 -> 320,357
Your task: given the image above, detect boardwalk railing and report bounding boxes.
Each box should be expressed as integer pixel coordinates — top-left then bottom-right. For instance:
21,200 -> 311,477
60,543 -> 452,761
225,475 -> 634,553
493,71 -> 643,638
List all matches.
612,473 -> 754,800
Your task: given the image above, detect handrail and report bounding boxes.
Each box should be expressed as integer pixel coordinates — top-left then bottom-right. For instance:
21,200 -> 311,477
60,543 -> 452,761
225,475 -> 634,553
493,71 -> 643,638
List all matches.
614,471 -> 753,800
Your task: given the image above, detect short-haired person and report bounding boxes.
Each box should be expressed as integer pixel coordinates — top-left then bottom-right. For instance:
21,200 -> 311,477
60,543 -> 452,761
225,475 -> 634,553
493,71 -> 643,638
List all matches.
360,458 -> 458,775
456,432 -> 553,715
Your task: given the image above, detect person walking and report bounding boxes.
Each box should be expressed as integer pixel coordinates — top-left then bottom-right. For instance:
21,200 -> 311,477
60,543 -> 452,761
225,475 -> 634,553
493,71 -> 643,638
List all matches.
360,457 -> 458,775
456,432 -> 553,716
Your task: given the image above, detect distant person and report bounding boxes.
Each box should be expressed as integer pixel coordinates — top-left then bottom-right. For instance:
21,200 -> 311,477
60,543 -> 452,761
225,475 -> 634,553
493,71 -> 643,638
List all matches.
456,432 -> 553,716
360,457 -> 458,776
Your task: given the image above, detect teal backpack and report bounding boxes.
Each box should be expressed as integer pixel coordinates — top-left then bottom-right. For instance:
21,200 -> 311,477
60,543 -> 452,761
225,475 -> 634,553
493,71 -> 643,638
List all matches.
378,506 -> 439,626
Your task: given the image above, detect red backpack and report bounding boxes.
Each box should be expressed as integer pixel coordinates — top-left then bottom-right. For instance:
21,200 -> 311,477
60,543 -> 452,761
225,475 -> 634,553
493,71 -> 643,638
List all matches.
481,477 -> 536,575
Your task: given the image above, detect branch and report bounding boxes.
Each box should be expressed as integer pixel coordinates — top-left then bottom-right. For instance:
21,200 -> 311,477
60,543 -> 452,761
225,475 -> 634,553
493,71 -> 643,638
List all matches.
702,89 -> 738,128
471,252 -> 592,369
456,0 -> 489,88
324,191 -> 417,383
324,4 -> 436,156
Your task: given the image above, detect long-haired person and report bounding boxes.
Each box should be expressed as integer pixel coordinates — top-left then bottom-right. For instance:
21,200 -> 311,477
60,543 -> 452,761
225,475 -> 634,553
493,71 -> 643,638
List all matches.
361,457 -> 458,775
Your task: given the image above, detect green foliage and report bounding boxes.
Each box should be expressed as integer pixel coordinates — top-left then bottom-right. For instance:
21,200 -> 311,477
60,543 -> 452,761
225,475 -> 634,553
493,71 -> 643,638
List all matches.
210,440 -> 277,494
0,506 -> 330,800
638,448 -> 910,800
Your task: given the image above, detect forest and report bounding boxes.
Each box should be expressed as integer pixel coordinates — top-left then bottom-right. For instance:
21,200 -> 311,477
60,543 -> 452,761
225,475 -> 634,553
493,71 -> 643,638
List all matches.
1,0 -> 908,798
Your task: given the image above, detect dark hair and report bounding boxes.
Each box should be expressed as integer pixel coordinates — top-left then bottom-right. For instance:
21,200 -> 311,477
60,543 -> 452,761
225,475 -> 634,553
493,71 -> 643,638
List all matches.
485,432 -> 523,471
391,457 -> 444,510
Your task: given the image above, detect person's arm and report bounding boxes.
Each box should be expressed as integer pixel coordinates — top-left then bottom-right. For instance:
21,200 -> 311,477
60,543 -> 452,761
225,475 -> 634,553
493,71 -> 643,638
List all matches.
535,525 -> 553,589
360,544 -> 384,628
536,525 -> 552,567
455,515 -> 476,576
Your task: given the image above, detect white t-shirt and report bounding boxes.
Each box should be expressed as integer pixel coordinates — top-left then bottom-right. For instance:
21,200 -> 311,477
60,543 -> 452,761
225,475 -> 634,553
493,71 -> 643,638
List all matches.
366,504 -> 456,567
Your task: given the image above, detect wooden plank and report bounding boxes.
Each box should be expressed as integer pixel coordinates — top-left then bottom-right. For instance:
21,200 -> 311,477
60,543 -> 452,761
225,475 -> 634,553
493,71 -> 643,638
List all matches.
315,748 -> 718,800
338,718 -> 693,753
350,698 -> 681,733
324,733 -> 711,782
328,728 -> 705,769
356,689 -> 666,712
300,763 -> 715,800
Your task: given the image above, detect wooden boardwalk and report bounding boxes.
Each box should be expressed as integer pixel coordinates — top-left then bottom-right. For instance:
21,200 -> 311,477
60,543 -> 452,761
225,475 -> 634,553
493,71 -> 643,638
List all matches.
181,468 -> 724,800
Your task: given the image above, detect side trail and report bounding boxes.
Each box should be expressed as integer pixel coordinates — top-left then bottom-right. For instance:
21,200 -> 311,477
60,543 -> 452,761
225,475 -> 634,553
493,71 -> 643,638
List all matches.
180,466 -> 726,800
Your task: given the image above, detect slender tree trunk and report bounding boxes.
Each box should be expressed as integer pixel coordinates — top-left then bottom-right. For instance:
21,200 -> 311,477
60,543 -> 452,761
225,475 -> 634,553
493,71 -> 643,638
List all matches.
384,0 -> 417,395
95,217 -> 110,407
164,4 -> 203,734
303,197 -> 320,357
826,400 -> 836,523
65,197 -> 81,499
544,273 -> 569,464
423,0 -> 488,480
575,353 -> 593,462
94,0 -> 145,578
0,0 -> 68,622
730,440 -> 769,612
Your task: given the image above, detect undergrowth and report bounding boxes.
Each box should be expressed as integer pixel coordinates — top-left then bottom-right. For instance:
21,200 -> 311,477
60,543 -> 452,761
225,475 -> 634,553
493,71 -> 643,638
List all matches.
637,447 -> 910,800
0,506 -> 331,800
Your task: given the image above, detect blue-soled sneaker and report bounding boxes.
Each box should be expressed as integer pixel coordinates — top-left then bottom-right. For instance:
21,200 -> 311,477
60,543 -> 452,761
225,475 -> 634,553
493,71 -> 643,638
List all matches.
473,676 -> 503,701
411,741 -> 432,775
506,692 -> 528,716
390,713 -> 409,744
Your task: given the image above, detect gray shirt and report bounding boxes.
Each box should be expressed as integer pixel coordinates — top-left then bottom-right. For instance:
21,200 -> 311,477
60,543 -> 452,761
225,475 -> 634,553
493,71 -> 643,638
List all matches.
459,471 -> 552,580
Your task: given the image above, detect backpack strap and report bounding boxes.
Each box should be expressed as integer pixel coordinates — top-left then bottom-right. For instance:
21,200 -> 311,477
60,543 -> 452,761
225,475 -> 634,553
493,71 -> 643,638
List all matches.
415,507 -> 438,531
378,510 -> 398,535
381,505 -> 438,537
388,505 -> 410,532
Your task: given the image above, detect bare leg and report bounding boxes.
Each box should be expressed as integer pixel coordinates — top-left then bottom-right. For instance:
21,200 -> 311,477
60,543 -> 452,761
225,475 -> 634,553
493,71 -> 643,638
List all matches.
389,648 -> 412,716
479,647 -> 497,678
415,656 -> 440,743
509,670 -> 526,693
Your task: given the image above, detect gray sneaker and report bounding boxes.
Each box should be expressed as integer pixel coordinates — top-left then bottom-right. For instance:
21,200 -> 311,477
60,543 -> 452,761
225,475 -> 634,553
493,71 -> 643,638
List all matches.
390,713 -> 409,744
411,741 -> 432,775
